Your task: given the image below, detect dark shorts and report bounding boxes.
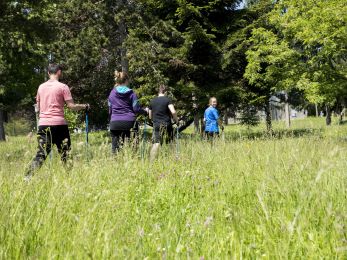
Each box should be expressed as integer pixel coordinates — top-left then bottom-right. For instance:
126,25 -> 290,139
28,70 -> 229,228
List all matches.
205,131 -> 219,139
153,123 -> 173,144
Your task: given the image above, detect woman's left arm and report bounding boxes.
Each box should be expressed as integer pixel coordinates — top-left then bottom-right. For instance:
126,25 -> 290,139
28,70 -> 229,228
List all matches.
132,93 -> 147,115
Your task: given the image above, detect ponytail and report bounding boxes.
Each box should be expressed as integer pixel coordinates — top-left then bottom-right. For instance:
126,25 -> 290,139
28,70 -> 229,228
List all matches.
114,70 -> 129,85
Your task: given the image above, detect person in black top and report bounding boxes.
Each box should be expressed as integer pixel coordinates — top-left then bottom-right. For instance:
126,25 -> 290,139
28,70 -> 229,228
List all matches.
149,85 -> 179,161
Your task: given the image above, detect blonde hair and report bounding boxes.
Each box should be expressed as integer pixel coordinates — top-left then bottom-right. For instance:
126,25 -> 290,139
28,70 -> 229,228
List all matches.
114,70 -> 129,85
209,97 -> 217,105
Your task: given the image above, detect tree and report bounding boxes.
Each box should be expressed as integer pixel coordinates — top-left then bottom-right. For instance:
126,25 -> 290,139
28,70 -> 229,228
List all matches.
222,0 -> 276,129
244,28 -> 300,131
225,0 -> 347,129
267,0 -> 347,125
46,0 -> 120,126
125,0 -> 243,117
0,1 -> 54,140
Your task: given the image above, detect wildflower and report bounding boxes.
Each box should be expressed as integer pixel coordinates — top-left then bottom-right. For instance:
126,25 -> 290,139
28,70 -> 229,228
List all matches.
138,228 -> 144,238
204,216 -> 213,227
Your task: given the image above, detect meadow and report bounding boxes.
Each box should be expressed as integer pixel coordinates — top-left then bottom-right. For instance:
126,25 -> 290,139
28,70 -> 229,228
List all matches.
0,118 -> 346,259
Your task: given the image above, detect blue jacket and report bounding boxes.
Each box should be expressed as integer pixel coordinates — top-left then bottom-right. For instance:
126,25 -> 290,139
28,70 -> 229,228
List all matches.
204,106 -> 219,133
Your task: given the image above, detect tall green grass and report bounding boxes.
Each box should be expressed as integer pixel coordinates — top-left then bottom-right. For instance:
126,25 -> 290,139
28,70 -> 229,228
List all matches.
0,118 -> 346,258
4,117 -> 33,136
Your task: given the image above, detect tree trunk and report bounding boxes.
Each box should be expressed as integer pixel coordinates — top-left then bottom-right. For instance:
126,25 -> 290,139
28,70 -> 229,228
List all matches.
223,108 -> 228,126
119,19 -> 128,73
326,105 -> 332,126
192,92 -> 199,134
265,102 -> 272,134
200,117 -> 205,136
194,114 -> 200,134
0,109 -> 6,141
284,92 -> 291,128
315,103 -> 319,117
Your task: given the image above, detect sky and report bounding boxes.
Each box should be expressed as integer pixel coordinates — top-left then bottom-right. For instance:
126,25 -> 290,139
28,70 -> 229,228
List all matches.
236,0 -> 247,10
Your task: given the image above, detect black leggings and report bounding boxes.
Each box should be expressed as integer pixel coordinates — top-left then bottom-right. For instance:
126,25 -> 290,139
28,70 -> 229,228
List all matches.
110,121 -> 135,153
25,125 -> 71,176
110,130 -> 131,153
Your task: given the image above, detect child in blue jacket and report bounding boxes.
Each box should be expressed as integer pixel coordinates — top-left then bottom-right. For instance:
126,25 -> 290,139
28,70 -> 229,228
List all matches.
204,97 -> 223,138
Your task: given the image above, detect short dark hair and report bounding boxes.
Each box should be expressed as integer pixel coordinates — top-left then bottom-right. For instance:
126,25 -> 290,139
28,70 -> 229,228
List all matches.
159,84 -> 167,94
48,63 -> 63,74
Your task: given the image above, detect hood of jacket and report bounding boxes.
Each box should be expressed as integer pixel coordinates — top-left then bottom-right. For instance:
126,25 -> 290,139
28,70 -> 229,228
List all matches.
114,85 -> 133,98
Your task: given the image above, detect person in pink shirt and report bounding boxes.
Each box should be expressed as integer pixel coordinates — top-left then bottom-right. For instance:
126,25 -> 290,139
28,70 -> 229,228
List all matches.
25,64 -> 88,179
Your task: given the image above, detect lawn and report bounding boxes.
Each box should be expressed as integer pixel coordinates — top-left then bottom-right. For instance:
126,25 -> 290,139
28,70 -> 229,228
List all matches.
0,117 -> 346,258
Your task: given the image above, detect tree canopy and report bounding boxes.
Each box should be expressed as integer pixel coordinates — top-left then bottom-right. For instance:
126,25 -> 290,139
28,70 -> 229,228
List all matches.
1,0 -> 346,139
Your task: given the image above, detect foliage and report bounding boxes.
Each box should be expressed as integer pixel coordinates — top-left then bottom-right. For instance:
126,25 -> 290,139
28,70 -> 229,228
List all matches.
270,0 -> 347,106
1,0 -> 347,132
244,28 -> 300,91
0,0 -> 53,110
238,105 -> 260,127
4,117 -> 33,136
125,0 -> 242,113
222,0 -> 275,126
64,108 -> 83,131
47,0 -> 113,126
0,0 -> 55,140
223,0 -> 347,127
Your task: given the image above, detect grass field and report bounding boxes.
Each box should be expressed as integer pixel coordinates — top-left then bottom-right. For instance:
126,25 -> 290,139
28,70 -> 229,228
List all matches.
0,117 -> 346,258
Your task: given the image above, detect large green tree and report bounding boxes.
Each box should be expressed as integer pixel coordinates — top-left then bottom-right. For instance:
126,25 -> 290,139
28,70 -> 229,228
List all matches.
125,0 -> 243,115
0,0 -> 54,140
222,0 -> 275,129
244,28 -> 300,131
46,0 -> 114,126
272,0 -> 347,124
239,0 -> 347,127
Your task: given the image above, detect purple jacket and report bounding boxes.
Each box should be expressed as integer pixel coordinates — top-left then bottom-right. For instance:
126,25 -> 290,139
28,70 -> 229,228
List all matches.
108,86 -> 146,122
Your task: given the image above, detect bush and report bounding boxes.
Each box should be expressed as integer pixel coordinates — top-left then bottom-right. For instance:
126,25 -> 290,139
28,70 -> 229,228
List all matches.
4,117 -> 33,136
239,106 -> 260,127
64,108 -> 84,131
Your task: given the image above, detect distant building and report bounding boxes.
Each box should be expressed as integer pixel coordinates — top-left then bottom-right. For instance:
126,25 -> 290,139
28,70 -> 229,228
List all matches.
226,95 -> 307,124
257,96 -> 307,121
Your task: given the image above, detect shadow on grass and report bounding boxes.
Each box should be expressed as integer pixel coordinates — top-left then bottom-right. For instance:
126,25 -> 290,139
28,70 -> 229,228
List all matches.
73,126 -> 325,145
180,128 -> 323,141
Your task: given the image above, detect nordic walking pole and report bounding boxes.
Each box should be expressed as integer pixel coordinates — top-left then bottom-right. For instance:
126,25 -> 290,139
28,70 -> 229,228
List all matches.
85,106 -> 90,161
34,104 -> 39,130
85,110 -> 89,145
141,118 -> 147,160
221,125 -> 225,142
175,125 -> 180,160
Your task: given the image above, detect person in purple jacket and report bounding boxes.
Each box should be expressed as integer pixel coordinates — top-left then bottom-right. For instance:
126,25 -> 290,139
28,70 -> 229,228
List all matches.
108,71 -> 148,153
